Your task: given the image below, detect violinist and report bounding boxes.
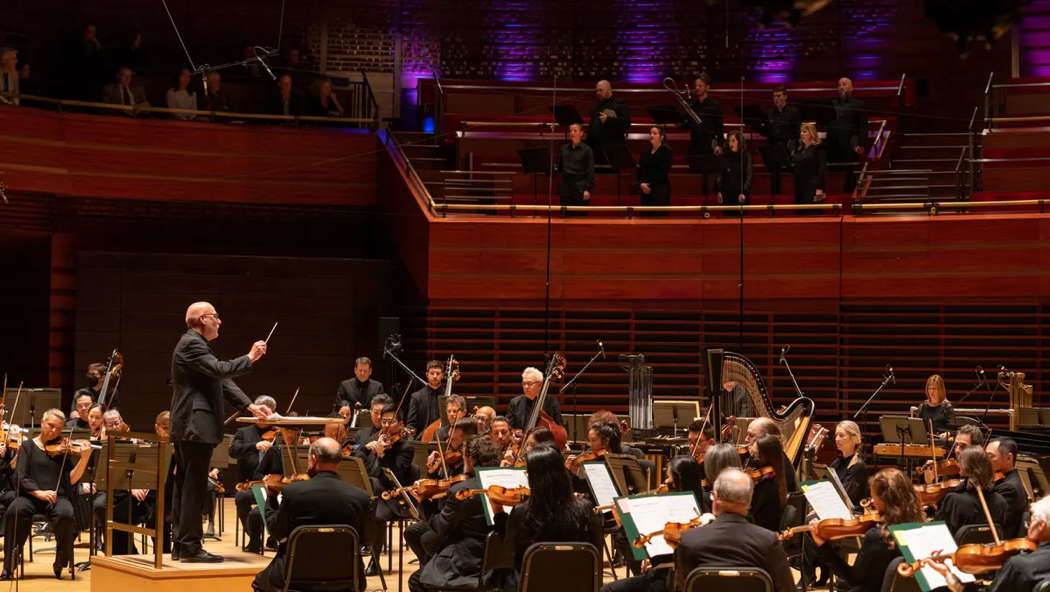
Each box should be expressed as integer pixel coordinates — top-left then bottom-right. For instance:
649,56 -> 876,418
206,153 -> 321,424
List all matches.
507,366 -> 563,431
407,438 -> 503,592
425,417 -> 476,479
488,416 -> 512,452
351,393 -> 393,448
810,467 -> 923,592
65,392 -> 94,429
923,494 -> 1050,592
831,420 -> 869,509
492,445 -> 603,591
986,437 -> 1027,538
918,374 -> 955,436
86,404 -> 104,439
935,446 -> 1008,538
406,360 -> 445,435
434,394 -> 467,442
745,417 -> 797,491
252,437 -> 370,592
229,394 -> 279,546
473,405 -> 495,436
1,409 -> 93,579
93,408 -> 151,555
334,356 -> 385,410
568,421 -> 622,475
701,442 -> 743,511
922,424 -> 983,484
356,405 -> 415,524
500,426 -> 555,467
748,434 -> 788,532
242,424 -> 303,553
674,468 -> 795,592
686,419 -> 715,460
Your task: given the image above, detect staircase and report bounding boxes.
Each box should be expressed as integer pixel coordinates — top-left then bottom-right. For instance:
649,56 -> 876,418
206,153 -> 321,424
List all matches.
877,131 -> 973,200
393,132 -> 513,212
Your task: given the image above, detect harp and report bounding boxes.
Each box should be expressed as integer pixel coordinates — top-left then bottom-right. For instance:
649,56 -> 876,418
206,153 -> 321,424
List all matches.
705,348 -> 814,465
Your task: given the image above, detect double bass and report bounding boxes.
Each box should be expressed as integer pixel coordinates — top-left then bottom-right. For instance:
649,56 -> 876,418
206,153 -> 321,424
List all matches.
514,353 -> 568,461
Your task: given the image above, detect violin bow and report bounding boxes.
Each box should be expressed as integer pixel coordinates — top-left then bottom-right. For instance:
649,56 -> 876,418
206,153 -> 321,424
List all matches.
433,427 -> 450,479
689,405 -> 712,459
974,485 -> 1002,545
929,419 -> 938,482
286,387 -> 300,415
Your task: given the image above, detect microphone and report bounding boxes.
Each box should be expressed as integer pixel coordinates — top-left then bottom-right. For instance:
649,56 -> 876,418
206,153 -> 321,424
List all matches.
976,365 -> 986,384
254,46 -> 277,80
597,340 -> 606,359
886,364 -> 896,384
778,344 -> 790,365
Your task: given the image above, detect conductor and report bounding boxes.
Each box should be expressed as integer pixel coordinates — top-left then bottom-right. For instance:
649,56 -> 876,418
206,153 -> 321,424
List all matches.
170,301 -> 273,562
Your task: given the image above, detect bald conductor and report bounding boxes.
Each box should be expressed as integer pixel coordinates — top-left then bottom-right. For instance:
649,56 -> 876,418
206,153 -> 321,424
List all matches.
170,301 -> 273,563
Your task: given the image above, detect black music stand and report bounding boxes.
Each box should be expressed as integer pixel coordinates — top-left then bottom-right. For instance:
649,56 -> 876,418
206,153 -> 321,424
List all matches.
13,388 -> 62,429
652,400 -> 701,435
552,104 -> 584,128
410,441 -> 438,475
339,455 -> 374,497
604,453 -> 649,494
647,105 -> 682,127
519,147 -> 551,202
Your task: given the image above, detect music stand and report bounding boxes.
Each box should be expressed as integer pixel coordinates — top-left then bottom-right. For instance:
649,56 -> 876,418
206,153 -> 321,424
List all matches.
811,464 -> 856,514
339,455 -> 374,497
652,400 -> 700,434
879,416 -> 929,445
410,441 -> 438,474
604,453 -> 649,495
12,388 -> 62,429
647,105 -> 682,127
519,147 -> 551,203
353,409 -> 373,429
99,433 -> 172,569
552,104 -> 583,127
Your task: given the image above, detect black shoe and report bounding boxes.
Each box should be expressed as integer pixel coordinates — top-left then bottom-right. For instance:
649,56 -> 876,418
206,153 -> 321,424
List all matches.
0,571 -> 13,581
171,546 -> 181,561
53,565 -> 63,580
181,550 -> 224,563
264,537 -> 277,551
243,542 -> 262,554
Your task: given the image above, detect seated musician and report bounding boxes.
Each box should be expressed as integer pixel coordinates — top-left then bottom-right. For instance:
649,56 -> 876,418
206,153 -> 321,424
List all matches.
986,437 -> 1028,538
94,408 -> 151,555
408,437 -> 503,592
352,393 -> 393,448
0,424 -> 18,527
922,424 -> 983,484
501,426 -> 555,467
745,417 -> 798,491
488,415 -> 512,453
686,419 -> 715,459
925,494 -> 1050,592
356,404 -> 415,551
600,456 -> 705,592
2,409 -> 93,580
831,420 -> 869,509
230,395 -> 279,549
65,392 -> 94,430
811,468 -> 923,592
473,406 -> 495,436
935,447 -> 1008,537
492,445 -> 603,591
251,437 -> 370,592
918,374 -> 955,437
674,467 -> 794,592
150,410 -> 174,553
507,366 -> 563,432
243,424 -> 303,553
588,410 -> 655,476
701,442 -> 743,512
748,434 -> 788,532
425,418 -> 476,481
86,404 -> 104,439
435,394 -> 468,442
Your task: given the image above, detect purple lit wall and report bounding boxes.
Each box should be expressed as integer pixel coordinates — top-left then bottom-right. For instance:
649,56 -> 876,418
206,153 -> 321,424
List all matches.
1020,0 -> 1050,76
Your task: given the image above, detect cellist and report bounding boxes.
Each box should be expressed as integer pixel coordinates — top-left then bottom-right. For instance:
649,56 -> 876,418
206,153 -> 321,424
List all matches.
507,367 -> 563,432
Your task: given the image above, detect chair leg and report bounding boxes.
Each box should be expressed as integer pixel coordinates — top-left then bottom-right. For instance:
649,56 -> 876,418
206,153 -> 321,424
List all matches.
602,533 -> 618,580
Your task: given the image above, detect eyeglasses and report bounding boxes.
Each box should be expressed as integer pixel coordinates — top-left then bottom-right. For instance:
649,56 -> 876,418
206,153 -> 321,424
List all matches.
380,419 -> 399,426
521,381 -> 540,386
200,312 -> 220,320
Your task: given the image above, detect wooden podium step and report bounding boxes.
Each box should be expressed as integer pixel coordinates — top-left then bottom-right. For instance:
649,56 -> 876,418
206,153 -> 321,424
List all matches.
90,550 -> 270,592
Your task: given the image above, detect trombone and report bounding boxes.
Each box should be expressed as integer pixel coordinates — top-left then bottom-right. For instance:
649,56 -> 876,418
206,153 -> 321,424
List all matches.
663,77 -> 703,127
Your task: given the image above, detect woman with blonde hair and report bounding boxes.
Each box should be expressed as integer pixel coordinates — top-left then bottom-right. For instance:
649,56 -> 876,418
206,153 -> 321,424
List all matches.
791,122 -> 826,208
918,374 -> 955,435
831,420 -> 868,508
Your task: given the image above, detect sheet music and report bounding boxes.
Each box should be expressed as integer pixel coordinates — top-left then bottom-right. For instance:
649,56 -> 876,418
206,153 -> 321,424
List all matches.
892,523 -> 975,590
476,467 -> 529,523
620,492 -> 702,558
801,480 -> 853,520
583,461 -> 620,508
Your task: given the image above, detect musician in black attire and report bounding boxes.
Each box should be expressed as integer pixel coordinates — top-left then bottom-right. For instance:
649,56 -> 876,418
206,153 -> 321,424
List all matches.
170,301 -> 272,563
637,126 -> 672,214
434,394 -> 468,442
745,418 -> 798,492
986,437 -> 1028,538
408,437 -> 502,592
506,366 -> 563,431
70,363 -> 105,416
918,374 -> 955,436
558,123 -> 595,212
2,409 -> 93,579
675,468 -> 794,592
685,74 -> 724,195
759,87 -> 801,195
243,426 -> 304,553
406,360 -> 445,436
935,447 -> 1009,537
792,123 -> 827,208
65,392 -> 94,429
252,438 -> 370,592
717,130 -> 753,211
424,418 -> 475,480
493,445 -> 603,591
352,393 -> 393,449
831,420 -> 869,509
826,77 -> 866,193
229,395 -> 278,551
812,468 -> 923,592
748,434 -> 787,532
94,408 -> 152,555
335,356 -> 385,410
588,80 -> 630,165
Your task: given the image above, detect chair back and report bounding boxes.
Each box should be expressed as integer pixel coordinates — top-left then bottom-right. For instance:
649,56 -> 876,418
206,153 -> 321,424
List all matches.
683,567 -> 773,592
954,524 -> 1000,546
881,556 -> 922,592
282,525 -> 361,592
1034,579 -> 1050,592
519,542 -> 601,592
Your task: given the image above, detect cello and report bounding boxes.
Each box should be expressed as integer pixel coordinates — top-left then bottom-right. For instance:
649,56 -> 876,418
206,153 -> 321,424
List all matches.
513,353 -> 568,462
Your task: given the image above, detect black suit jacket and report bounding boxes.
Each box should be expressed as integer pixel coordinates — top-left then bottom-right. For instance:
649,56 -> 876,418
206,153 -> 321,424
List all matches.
993,469 -> 1028,538
988,541 -> 1050,592
229,424 -> 267,481
335,378 -> 385,409
418,475 -> 492,588
674,512 -> 794,592
815,525 -> 900,592
935,484 -> 1009,538
169,329 -> 253,444
260,471 -> 370,591
506,394 -> 563,431
406,385 -> 442,435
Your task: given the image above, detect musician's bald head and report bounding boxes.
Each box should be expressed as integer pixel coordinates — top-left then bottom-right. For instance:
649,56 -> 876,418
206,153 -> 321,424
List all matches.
310,437 -> 342,468
596,80 -> 612,99
838,77 -> 853,96
185,301 -> 221,340
712,468 -> 752,516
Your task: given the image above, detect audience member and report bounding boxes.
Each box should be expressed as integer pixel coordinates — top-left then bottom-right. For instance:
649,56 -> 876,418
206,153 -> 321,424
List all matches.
200,71 -> 233,114
305,78 -> 344,118
264,73 -> 302,117
102,66 -> 150,112
1,48 -> 20,105
166,67 -> 198,120
110,30 -> 147,76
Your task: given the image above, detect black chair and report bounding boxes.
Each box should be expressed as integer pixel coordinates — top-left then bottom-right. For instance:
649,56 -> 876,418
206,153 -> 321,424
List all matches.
519,542 -> 601,592
280,525 -> 361,592
683,566 -> 774,592
431,531 -> 513,592
19,513 -> 75,580
954,524 -> 1001,546
881,556 -> 922,592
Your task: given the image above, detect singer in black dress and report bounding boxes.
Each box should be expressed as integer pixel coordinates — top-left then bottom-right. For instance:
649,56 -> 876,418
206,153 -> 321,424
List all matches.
637,126 -> 672,214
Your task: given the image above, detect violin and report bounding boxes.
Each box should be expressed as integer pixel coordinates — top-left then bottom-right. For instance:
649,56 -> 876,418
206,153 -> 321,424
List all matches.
917,458 -> 960,479
897,537 -> 1038,577
565,450 -> 604,472
380,474 -> 470,501
633,511 -> 715,548
454,485 -> 530,506
914,479 -> 962,508
236,472 -> 310,494
426,449 -> 463,475
778,512 -> 883,541
43,438 -> 94,456
745,465 -> 776,483
259,425 -> 279,441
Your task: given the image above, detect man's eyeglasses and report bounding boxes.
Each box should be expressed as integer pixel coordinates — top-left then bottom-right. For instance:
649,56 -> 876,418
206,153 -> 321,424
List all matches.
380,418 -> 399,426
522,381 -> 540,386
200,313 -> 220,320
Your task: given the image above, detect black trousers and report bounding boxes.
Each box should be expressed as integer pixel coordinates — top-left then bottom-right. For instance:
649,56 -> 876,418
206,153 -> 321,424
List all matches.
3,495 -> 76,573
236,489 -> 255,536
94,490 -> 150,555
600,568 -> 670,592
173,440 -> 213,555
404,520 -> 432,567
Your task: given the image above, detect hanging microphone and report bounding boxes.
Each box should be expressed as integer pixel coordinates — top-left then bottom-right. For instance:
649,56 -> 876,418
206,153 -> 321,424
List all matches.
253,46 -> 278,80
886,364 -> 896,384
778,344 -> 790,364
597,340 -> 606,359
976,365 -> 985,383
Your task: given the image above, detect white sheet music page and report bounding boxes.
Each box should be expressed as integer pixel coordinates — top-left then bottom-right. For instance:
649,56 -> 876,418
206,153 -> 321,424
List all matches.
582,461 -> 620,508
621,492 -> 702,558
892,522 -> 975,590
475,467 -> 529,522
801,480 -> 853,520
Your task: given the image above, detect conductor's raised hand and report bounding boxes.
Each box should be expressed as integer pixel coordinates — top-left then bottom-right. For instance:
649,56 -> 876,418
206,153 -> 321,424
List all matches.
248,340 -> 268,363
248,403 -> 274,421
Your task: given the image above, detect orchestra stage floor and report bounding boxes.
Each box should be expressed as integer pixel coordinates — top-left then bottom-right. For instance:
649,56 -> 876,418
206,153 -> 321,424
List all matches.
4,498 -> 804,592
